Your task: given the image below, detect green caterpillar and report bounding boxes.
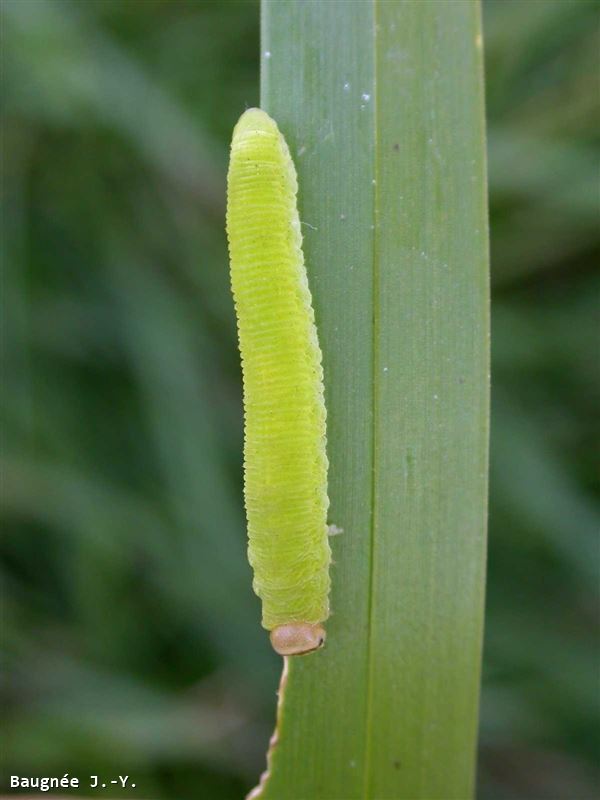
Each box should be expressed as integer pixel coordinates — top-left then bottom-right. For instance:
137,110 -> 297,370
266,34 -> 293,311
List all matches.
226,108 -> 331,656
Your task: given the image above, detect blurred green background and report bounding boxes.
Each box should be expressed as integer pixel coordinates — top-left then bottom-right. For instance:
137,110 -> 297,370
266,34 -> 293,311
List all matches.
1,1 -> 598,798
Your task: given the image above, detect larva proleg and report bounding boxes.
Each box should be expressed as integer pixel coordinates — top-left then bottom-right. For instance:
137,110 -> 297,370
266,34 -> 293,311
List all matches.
226,108 -> 330,656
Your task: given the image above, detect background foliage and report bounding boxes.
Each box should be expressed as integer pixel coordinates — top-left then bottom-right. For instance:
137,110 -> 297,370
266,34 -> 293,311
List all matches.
1,1 -> 598,799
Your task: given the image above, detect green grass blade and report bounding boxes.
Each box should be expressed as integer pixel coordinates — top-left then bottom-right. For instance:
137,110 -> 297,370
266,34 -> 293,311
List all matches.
258,1 -> 489,798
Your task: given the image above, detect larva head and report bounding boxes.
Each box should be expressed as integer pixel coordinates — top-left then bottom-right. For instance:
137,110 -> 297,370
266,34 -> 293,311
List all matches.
270,623 -> 326,656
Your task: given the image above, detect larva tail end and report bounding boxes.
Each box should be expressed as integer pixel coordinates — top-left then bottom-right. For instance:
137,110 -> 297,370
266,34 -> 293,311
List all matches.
270,623 -> 326,656
233,107 -> 277,140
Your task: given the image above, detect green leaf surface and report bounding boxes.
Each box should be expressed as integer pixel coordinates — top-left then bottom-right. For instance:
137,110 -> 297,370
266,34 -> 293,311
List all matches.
257,1 -> 489,798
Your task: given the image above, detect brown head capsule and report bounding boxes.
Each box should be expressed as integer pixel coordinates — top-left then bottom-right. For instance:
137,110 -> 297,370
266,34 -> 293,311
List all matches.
269,623 -> 326,656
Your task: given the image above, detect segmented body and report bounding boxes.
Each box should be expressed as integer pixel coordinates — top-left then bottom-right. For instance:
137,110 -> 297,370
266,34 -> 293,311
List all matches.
226,109 -> 330,647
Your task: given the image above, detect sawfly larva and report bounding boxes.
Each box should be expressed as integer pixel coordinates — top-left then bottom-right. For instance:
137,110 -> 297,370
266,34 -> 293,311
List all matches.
226,108 -> 330,656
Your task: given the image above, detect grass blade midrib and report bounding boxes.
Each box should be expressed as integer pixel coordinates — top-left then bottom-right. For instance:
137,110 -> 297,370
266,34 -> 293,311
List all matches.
363,0 -> 380,795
